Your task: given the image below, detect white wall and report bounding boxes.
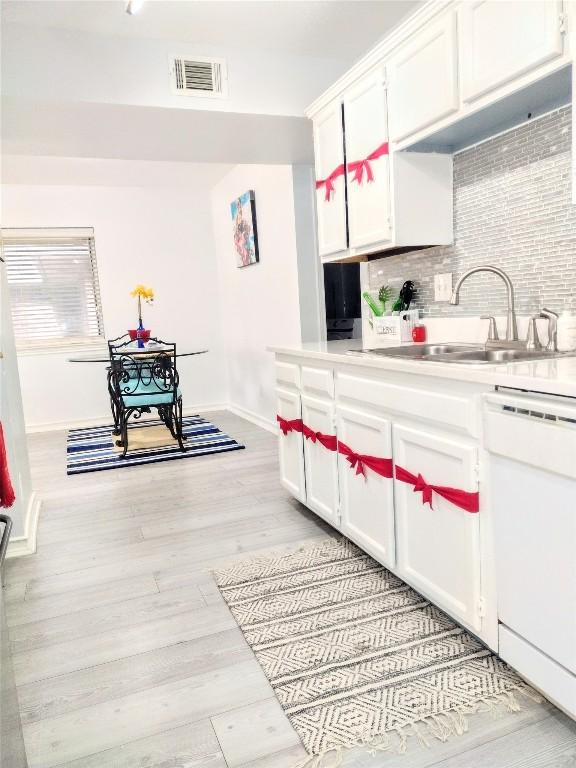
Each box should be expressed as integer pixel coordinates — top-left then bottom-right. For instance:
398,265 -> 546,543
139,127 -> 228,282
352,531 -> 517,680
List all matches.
2,157 -> 231,430
211,164 -> 320,428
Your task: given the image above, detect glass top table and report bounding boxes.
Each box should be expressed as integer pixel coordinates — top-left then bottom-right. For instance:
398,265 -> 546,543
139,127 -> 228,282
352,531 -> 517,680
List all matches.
68,346 -> 208,363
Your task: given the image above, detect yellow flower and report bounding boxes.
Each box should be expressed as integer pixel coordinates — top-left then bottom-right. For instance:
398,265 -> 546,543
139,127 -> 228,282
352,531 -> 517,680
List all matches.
131,284 -> 154,303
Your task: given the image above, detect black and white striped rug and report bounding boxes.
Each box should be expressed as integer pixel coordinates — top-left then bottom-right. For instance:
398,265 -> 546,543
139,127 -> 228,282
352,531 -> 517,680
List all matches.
215,537 -> 537,764
67,415 -> 244,475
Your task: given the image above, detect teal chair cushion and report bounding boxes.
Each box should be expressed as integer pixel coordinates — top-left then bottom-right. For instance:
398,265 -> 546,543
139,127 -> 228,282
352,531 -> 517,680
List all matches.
121,382 -> 180,407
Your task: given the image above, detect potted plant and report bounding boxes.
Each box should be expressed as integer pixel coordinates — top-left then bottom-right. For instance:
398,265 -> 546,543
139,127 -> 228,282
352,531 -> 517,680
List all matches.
129,284 -> 154,347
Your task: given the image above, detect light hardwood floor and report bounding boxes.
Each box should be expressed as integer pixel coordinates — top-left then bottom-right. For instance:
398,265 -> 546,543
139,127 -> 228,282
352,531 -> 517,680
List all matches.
5,411 -> 576,767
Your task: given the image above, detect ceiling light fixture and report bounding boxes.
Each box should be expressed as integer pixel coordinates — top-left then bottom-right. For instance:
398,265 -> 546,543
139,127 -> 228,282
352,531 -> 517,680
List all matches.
126,0 -> 144,15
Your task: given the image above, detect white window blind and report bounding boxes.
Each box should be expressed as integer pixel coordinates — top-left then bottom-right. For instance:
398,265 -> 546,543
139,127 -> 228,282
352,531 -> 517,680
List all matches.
1,228 -> 105,348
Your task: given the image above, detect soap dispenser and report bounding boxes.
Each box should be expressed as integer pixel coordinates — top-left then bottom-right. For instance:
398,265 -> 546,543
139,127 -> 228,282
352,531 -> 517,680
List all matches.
557,298 -> 576,352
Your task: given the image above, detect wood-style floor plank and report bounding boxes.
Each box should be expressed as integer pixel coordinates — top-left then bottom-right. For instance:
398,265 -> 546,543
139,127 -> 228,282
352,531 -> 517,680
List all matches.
24,659 -> 272,767
6,411 -> 576,768
51,719 -> 226,768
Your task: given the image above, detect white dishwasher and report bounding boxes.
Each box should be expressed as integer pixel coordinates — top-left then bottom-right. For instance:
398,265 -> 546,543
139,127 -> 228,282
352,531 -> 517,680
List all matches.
484,389 -> 576,719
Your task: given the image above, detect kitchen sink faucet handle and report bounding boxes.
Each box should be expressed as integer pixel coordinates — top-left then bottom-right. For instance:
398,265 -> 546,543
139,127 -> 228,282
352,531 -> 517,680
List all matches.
526,315 -> 542,351
480,315 -> 499,341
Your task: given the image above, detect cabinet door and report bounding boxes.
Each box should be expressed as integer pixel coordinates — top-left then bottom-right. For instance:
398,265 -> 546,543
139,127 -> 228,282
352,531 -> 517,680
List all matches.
460,0 -> 564,103
313,102 -> 348,258
343,67 -> 391,249
336,405 -> 395,568
276,387 -> 306,504
301,394 -> 339,526
388,11 -> 459,142
393,424 -> 482,631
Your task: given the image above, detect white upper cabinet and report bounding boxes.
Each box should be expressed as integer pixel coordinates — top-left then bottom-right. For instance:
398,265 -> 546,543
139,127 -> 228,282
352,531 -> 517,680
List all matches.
388,11 -> 459,143
460,0 -> 564,104
343,67 -> 392,249
312,102 -> 347,258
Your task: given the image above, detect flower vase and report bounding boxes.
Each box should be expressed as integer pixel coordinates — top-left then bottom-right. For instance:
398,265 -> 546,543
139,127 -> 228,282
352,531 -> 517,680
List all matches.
137,317 -> 146,348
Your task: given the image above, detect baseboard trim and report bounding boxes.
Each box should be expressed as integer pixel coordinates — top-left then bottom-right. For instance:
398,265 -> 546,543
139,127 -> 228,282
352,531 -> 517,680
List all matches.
25,403 -> 229,434
7,491 -> 42,559
227,403 -> 277,434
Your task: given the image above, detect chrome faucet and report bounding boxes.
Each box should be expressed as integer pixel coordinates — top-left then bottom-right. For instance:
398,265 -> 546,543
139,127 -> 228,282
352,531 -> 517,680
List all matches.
450,266 -> 518,342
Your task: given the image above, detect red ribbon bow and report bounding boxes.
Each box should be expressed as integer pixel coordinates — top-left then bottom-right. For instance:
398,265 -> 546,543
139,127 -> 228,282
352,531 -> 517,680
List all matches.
413,473 -> 434,508
338,441 -> 393,479
302,425 -> 337,451
276,415 -> 303,436
347,142 -> 389,185
395,465 -> 479,514
315,164 -> 345,202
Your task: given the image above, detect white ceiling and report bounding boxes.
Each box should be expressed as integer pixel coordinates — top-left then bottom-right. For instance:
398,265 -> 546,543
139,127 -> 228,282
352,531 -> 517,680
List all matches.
2,0 -> 421,57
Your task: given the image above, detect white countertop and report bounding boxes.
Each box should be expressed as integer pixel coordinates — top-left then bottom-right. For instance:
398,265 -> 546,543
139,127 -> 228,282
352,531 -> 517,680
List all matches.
270,339 -> 576,398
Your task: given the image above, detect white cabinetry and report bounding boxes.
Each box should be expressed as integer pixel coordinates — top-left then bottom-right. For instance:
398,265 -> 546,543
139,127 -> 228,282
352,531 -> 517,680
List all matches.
393,424 -> 482,632
311,68 -> 453,263
276,386 -> 306,504
301,394 -> 340,526
312,102 -> 347,258
336,404 -> 395,568
388,11 -> 459,142
343,66 -> 391,249
460,0 -> 564,103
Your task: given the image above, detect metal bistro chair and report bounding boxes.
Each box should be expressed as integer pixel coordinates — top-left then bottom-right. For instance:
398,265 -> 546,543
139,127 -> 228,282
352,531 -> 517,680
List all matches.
107,335 -> 185,457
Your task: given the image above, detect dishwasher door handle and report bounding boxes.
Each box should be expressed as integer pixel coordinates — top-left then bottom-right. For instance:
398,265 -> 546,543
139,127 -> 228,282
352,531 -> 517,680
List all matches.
0,514 -> 13,568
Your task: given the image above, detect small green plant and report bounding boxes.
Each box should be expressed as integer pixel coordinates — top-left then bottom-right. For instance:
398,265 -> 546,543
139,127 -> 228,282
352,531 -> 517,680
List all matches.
378,284 -> 393,313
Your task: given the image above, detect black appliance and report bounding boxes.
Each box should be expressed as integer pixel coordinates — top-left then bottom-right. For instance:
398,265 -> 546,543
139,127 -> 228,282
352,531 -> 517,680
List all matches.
323,263 -> 361,340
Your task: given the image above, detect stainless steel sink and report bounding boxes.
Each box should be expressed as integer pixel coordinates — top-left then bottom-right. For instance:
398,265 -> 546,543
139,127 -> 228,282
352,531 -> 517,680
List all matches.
350,344 -> 572,365
430,348 -> 567,364
353,344 -> 482,359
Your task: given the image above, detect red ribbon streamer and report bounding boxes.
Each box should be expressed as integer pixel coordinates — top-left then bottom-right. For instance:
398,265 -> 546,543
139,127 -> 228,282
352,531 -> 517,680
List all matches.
338,441 -> 393,479
347,142 -> 389,185
276,415 -> 478,514
0,424 -> 15,509
276,415 -> 303,436
301,424 -> 338,452
315,164 -> 345,202
395,465 -> 479,514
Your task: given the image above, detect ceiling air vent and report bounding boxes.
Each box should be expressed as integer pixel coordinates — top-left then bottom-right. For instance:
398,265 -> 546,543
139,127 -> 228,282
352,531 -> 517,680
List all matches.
170,56 -> 228,98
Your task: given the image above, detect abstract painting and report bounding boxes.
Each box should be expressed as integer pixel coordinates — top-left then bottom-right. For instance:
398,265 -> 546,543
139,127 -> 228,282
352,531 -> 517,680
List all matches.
231,190 -> 259,267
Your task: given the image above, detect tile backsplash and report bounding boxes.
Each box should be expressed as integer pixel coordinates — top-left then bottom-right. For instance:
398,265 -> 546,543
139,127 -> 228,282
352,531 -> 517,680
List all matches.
367,106 -> 576,317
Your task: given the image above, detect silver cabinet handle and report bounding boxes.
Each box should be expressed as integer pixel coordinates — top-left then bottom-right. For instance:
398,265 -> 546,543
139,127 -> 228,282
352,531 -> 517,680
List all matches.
0,514 -> 13,568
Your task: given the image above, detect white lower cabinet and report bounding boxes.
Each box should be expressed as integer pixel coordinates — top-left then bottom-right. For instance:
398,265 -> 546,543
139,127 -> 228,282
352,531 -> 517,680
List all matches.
392,423 -> 482,632
301,394 -> 340,527
336,404 -> 395,569
276,386 -> 306,504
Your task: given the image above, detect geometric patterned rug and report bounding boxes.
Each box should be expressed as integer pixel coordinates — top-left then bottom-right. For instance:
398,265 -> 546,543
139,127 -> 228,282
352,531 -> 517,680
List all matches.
67,415 -> 244,475
214,537 -> 538,764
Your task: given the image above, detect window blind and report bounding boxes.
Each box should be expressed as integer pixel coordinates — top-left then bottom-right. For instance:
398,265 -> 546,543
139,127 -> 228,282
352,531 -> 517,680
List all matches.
1,228 -> 105,348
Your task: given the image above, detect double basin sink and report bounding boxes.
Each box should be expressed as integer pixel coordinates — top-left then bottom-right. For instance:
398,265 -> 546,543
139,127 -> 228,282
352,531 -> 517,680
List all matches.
352,343 -> 569,365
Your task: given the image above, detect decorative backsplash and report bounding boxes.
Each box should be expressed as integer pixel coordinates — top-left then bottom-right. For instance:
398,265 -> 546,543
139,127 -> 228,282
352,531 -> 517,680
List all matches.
367,106 -> 576,317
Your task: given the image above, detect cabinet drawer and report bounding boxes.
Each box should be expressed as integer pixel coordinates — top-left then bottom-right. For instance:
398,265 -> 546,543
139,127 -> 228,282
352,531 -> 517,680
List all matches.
337,372 -> 476,434
302,366 -> 334,398
499,625 -> 576,719
275,361 -> 300,390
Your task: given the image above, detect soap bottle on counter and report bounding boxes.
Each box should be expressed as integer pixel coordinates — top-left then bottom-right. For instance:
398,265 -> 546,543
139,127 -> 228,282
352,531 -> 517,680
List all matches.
557,299 -> 576,352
